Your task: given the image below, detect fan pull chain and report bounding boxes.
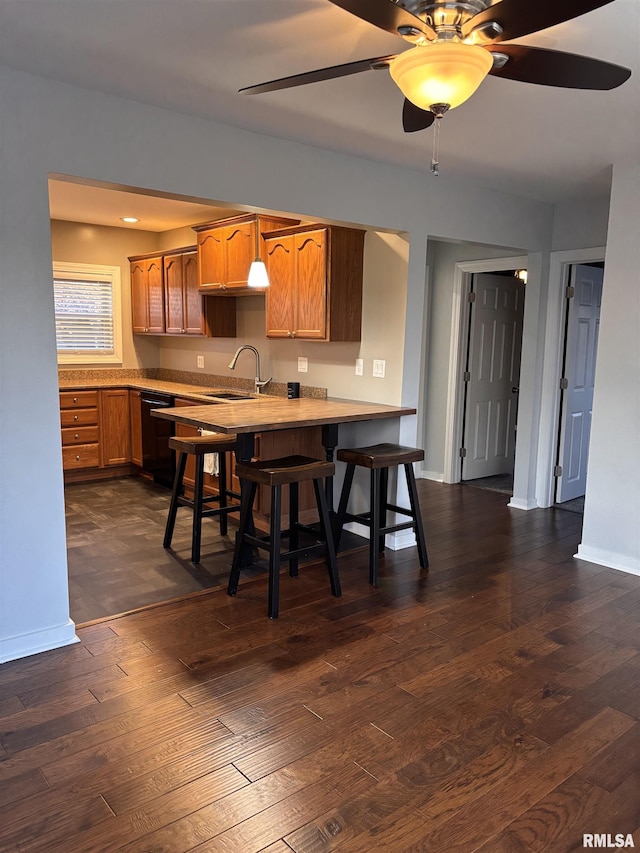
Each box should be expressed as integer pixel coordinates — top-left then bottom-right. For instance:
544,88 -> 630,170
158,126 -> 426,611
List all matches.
431,114 -> 441,177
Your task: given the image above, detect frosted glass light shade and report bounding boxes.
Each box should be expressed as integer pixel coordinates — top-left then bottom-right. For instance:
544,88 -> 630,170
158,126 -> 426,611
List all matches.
389,42 -> 493,111
248,259 -> 269,288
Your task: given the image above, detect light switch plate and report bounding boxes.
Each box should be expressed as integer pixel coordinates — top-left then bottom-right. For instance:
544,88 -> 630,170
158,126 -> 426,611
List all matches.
355,358 -> 364,376
197,355 -> 205,369
373,359 -> 386,378
298,357 -> 308,373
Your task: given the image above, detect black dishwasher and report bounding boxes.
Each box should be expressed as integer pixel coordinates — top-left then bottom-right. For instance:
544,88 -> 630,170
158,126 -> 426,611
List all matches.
140,392 -> 175,488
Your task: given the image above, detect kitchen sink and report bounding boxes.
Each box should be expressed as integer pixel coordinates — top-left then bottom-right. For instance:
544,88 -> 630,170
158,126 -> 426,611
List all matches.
199,391 -> 254,400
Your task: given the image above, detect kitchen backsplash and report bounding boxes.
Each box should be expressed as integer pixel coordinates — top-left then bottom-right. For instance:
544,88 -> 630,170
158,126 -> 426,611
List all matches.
58,368 -> 327,398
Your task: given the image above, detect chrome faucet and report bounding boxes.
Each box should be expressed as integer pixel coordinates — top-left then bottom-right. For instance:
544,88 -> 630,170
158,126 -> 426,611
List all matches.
228,345 -> 271,394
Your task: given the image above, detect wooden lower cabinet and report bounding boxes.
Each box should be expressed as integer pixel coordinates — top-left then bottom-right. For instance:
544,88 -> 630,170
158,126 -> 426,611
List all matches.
255,426 -> 325,521
61,387 -> 133,479
60,390 -> 100,472
100,389 -> 131,466
173,398 -> 237,504
129,389 -> 143,467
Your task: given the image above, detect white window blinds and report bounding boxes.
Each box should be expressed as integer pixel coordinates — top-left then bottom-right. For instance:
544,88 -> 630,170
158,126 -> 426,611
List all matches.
53,273 -> 115,354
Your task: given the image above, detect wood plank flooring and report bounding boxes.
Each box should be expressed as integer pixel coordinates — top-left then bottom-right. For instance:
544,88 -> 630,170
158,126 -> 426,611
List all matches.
1,479 -> 639,852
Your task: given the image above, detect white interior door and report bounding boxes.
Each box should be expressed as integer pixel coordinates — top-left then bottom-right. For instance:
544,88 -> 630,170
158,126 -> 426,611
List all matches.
462,272 -> 525,480
556,263 -> 603,502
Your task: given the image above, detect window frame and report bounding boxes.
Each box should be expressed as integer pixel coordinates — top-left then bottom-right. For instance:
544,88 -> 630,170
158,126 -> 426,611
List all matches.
53,261 -> 123,365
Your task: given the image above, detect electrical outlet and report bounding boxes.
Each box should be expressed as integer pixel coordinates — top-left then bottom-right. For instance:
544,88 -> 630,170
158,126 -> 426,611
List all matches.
373,359 -> 386,378
298,356 -> 308,373
355,358 -> 364,376
197,355 -> 205,369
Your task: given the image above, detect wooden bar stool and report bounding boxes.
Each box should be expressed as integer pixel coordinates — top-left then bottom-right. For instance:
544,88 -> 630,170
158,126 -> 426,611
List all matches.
163,434 -> 241,564
227,455 -> 341,619
336,443 -> 429,586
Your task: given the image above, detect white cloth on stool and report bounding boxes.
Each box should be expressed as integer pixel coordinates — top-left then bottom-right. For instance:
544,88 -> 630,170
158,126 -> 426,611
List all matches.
200,429 -> 220,476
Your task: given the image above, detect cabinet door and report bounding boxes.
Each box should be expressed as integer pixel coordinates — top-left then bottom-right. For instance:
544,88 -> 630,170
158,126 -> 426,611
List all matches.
174,398 -> 200,489
295,230 -> 327,339
163,254 -> 186,334
198,230 -> 226,289
224,222 -> 254,290
265,236 -> 296,338
100,389 -> 131,466
129,389 -> 143,466
130,260 -> 150,333
146,257 -> 165,333
182,252 -> 205,334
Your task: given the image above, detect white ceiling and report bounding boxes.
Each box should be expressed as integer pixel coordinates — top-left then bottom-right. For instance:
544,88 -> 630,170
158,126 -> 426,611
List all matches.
47,179 -> 242,231
2,0 -> 639,206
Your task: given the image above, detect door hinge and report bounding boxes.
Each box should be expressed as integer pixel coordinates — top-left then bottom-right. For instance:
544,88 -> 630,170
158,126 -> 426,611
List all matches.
468,291 -> 476,303
459,447 -> 467,458
560,377 -> 569,390
554,465 -> 563,477
463,370 -> 471,382
566,285 -> 575,299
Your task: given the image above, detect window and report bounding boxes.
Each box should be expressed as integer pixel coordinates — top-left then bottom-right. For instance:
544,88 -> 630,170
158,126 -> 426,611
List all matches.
53,262 -> 122,364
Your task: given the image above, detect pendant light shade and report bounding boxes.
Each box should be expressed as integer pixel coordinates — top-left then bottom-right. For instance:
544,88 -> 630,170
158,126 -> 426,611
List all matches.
248,258 -> 270,288
248,221 -> 269,287
389,43 -> 493,111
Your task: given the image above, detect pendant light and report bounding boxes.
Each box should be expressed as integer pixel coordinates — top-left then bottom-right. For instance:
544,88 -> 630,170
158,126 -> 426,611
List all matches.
248,221 -> 269,288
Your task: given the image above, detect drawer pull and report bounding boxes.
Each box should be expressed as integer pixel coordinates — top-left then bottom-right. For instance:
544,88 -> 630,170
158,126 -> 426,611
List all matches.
73,396 -> 78,403
75,433 -> 79,439
76,455 -> 81,461
74,415 -> 79,421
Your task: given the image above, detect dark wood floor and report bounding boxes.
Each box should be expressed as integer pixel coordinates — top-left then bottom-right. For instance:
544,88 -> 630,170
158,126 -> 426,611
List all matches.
1,479 -> 639,852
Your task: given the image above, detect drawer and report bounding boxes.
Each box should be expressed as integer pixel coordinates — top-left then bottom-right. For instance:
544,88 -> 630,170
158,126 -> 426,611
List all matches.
61,426 -> 99,446
60,390 -> 98,409
60,407 -> 98,427
62,444 -> 100,470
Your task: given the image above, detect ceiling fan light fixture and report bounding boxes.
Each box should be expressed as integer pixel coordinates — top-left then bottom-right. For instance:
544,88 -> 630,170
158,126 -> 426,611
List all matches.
389,42 -> 493,111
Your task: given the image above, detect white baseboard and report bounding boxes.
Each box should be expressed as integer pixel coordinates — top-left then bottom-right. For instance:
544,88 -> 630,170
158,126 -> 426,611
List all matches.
508,496 -> 538,511
343,522 -> 417,551
575,544 -> 640,576
0,618 -> 79,664
419,470 -> 445,482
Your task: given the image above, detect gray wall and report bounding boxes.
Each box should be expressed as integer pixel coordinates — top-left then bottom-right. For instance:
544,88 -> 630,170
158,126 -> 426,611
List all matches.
3,64 -> 636,663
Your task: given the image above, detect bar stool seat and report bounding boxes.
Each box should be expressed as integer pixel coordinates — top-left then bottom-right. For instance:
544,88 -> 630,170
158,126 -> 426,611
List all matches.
336,442 -> 428,586
163,434 -> 241,564
227,455 -> 341,619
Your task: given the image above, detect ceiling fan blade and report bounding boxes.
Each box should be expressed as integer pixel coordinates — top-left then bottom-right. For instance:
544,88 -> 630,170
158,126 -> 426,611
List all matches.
239,55 -> 397,95
403,99 -> 435,133
462,0 -> 616,43
328,0 -> 436,40
488,45 -> 632,90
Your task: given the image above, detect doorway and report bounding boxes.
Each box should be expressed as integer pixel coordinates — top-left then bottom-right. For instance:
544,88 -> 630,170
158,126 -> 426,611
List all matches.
554,262 -> 603,512
459,270 -> 526,495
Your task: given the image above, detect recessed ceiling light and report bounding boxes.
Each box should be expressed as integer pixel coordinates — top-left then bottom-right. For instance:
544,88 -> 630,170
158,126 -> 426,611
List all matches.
120,216 -> 139,224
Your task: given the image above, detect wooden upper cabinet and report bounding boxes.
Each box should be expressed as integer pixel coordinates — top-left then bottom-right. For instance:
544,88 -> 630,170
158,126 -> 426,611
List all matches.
164,249 -> 205,335
194,213 -> 299,295
264,224 -> 365,341
131,255 -> 164,334
130,247 -> 235,337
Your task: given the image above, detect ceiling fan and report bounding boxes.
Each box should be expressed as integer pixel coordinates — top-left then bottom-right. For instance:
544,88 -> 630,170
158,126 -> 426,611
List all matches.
240,0 -> 632,136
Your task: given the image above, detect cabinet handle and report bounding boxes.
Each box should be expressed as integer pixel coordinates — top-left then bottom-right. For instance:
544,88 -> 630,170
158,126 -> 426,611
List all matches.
287,331 -> 292,337
73,415 -> 79,421
291,331 -> 296,338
